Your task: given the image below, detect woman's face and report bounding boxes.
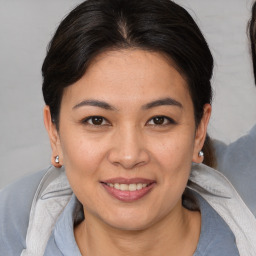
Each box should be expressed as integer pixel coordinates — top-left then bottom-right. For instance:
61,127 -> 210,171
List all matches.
45,49 -> 210,230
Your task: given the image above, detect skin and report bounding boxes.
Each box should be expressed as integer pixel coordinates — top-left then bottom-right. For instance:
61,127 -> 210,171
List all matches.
44,49 -> 211,256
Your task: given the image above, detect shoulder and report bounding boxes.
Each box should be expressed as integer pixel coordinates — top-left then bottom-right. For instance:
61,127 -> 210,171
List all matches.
0,167 -> 49,255
194,192 -> 239,256
190,164 -> 256,254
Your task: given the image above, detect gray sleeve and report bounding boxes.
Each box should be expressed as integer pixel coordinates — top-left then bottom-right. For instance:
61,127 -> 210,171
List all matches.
0,169 -> 48,255
213,124 -> 256,216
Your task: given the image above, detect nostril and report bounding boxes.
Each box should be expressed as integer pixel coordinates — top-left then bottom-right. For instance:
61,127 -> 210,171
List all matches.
107,134 -> 150,169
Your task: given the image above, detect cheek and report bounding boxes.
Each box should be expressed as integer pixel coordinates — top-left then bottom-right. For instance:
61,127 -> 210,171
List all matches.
60,132 -> 107,178
150,129 -> 195,187
151,130 -> 195,166
60,135 -> 107,205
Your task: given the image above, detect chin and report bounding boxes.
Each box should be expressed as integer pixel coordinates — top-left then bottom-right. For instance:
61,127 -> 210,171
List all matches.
100,209 -> 157,232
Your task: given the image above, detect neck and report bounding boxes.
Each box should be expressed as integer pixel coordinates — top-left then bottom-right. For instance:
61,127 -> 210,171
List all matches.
74,201 -> 201,256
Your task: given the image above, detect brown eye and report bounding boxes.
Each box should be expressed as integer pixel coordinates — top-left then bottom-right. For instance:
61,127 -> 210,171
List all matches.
83,116 -> 109,126
91,116 -> 103,125
153,116 -> 165,125
147,116 -> 176,126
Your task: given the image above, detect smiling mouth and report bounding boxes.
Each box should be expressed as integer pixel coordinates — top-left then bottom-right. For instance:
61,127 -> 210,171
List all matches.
100,179 -> 156,202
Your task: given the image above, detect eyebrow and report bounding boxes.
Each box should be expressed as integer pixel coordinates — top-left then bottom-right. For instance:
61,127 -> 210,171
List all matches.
73,97 -> 182,111
73,100 -> 117,111
142,97 -> 183,109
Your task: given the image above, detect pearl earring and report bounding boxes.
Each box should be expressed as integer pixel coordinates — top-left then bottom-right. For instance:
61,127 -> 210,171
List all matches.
198,151 -> 204,157
55,155 -> 60,163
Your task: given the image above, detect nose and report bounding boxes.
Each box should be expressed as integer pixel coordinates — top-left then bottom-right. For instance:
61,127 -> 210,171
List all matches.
107,125 -> 150,169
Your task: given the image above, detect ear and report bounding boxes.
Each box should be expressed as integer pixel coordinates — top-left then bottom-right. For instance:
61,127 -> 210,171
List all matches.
43,106 -> 63,168
192,104 -> 212,163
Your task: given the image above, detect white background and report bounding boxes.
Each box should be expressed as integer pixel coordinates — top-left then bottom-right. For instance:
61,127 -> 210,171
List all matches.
0,0 -> 256,188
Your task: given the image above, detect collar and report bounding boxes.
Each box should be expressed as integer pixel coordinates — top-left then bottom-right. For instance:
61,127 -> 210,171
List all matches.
188,163 -> 232,198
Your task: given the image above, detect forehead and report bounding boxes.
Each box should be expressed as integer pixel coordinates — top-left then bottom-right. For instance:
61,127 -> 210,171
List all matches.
62,49 -> 191,108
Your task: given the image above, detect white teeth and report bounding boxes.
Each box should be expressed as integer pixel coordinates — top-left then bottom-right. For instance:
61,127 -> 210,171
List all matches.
114,183 -> 120,189
107,183 -> 148,191
129,184 -> 137,191
120,184 -> 129,191
136,183 -> 142,190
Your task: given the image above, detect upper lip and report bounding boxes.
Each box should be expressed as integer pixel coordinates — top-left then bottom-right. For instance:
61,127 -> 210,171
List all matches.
101,177 -> 155,185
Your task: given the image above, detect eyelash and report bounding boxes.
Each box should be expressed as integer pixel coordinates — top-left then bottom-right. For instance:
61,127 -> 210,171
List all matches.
146,116 -> 176,126
81,115 -> 176,127
81,116 -> 110,126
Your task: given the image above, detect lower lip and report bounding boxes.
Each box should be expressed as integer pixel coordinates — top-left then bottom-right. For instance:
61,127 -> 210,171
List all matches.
101,183 -> 155,202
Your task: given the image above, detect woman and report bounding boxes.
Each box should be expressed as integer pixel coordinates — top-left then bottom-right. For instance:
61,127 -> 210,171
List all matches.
0,0 -> 255,255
